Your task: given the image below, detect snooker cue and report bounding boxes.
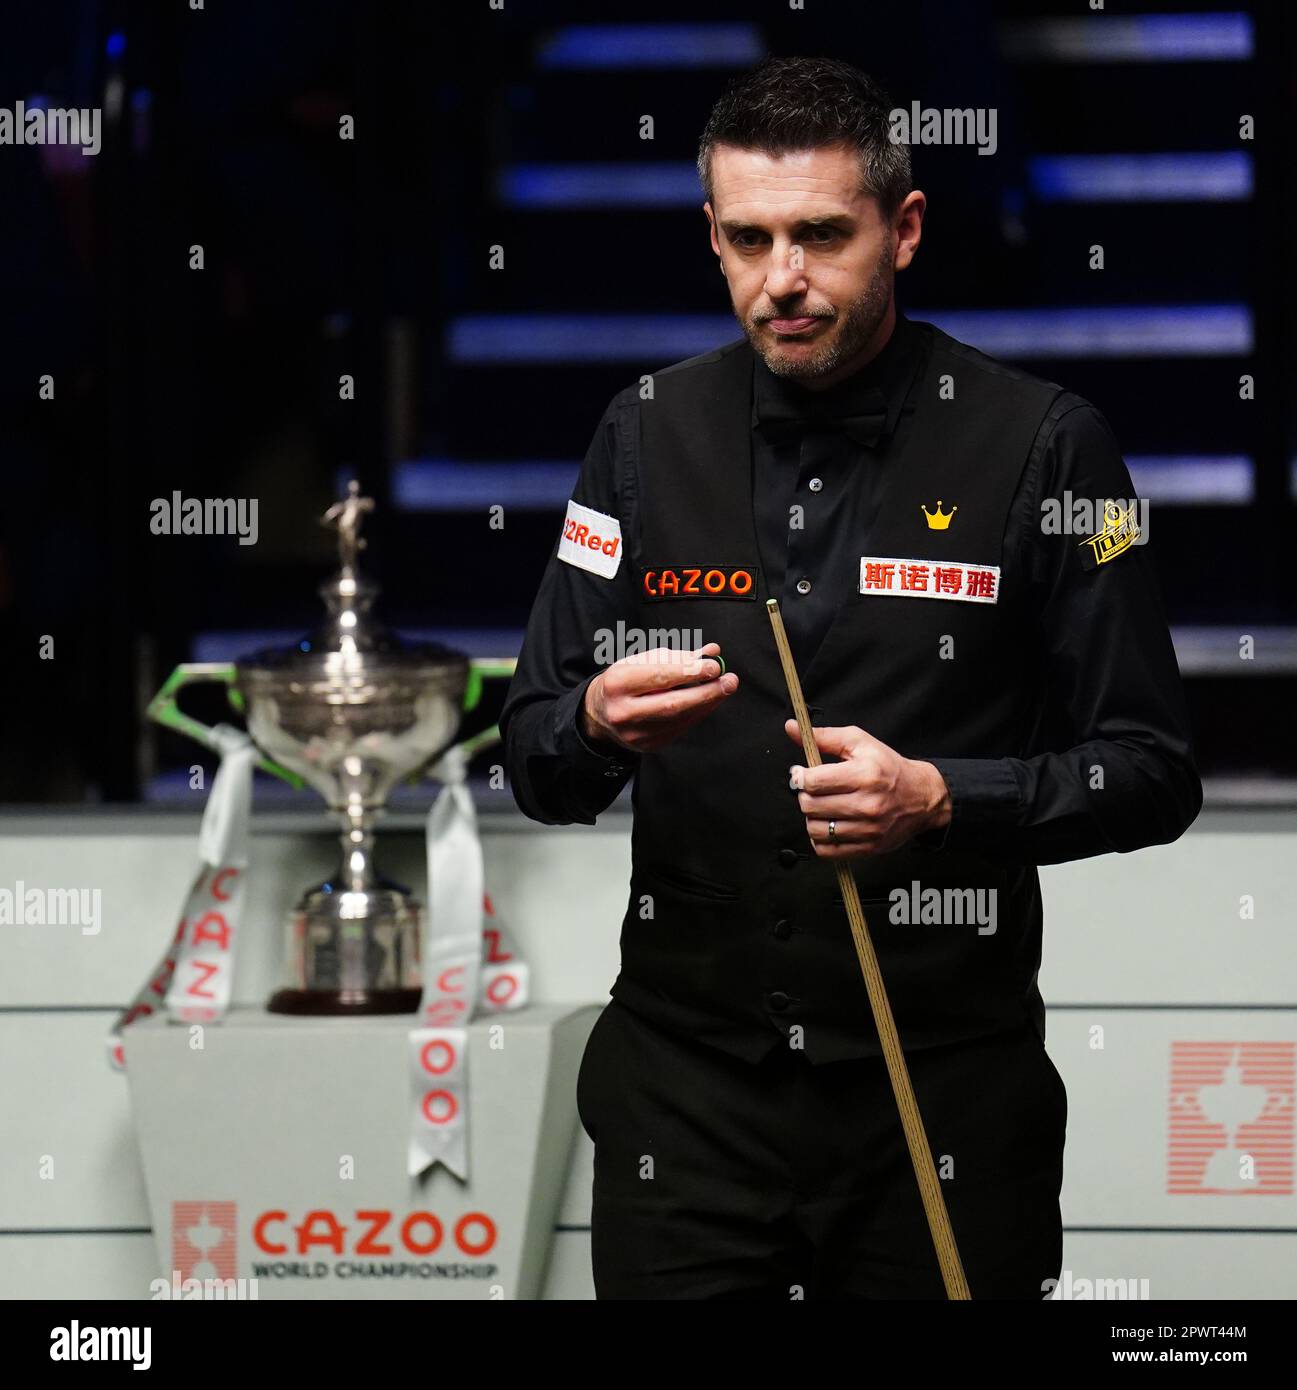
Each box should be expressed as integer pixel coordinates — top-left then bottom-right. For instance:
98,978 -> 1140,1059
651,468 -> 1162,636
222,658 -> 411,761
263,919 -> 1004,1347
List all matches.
765,597 -> 971,1301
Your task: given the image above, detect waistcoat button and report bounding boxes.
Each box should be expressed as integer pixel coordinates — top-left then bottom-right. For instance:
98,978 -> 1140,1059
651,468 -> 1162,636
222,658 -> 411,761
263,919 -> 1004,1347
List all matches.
772,919 -> 793,940
767,991 -> 791,1011
778,848 -> 799,868
795,578 -> 812,595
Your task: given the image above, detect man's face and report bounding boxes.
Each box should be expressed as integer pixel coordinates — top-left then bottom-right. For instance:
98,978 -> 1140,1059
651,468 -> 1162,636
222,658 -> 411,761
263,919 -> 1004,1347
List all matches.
704,142 -> 922,386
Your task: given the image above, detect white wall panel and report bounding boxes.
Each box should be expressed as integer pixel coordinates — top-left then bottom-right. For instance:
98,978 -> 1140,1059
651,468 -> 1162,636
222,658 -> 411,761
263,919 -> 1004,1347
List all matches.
0,808 -> 1290,1299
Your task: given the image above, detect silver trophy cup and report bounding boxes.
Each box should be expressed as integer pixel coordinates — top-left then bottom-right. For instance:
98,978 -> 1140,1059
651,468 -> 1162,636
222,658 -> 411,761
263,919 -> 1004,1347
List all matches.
149,482 -> 497,1015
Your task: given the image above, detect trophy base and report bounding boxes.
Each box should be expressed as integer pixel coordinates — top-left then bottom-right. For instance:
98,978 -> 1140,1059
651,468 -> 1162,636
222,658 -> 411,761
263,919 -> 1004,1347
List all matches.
273,877 -> 423,1016
267,987 -> 422,1016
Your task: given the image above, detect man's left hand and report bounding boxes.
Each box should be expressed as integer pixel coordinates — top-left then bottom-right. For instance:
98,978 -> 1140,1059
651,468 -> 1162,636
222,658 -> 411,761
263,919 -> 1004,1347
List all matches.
784,720 -> 952,858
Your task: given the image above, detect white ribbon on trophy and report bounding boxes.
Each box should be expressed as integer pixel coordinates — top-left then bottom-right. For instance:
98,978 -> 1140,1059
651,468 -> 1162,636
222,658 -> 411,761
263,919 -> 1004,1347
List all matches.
107,725 -> 256,1069
409,742 -> 530,1181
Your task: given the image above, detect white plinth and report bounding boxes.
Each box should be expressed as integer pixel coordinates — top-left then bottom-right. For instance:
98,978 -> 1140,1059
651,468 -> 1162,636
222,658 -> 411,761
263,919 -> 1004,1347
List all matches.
123,1002 -> 599,1299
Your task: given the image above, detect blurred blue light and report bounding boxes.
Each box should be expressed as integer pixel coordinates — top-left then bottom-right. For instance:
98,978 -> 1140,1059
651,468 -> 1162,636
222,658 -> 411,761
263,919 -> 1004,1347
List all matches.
1001,13 -> 1253,62
921,305 -> 1252,358
392,460 -> 578,512
498,162 -> 701,208
447,314 -> 735,363
446,307 -> 1252,364
1127,12 -> 1253,60
106,32 -> 126,59
1125,456 -> 1254,504
382,456 -> 1255,510
1029,153 -> 1252,202
193,631 -> 300,662
537,23 -> 764,69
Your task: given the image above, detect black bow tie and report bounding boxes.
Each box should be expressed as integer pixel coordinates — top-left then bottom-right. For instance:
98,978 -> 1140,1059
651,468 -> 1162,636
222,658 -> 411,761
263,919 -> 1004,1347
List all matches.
754,384 -> 890,449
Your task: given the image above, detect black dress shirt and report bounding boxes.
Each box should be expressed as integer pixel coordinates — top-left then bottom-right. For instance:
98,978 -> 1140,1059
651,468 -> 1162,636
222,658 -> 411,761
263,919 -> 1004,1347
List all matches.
499,315 -> 1202,865
751,311 -> 928,674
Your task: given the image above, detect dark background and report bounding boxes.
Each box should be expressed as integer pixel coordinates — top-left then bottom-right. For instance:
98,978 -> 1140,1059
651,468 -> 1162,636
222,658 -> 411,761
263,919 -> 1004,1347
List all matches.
1,0 -> 1292,804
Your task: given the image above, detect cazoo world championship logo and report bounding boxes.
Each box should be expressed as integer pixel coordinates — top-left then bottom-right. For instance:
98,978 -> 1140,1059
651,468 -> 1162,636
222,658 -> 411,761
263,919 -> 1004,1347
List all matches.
172,1201 -> 500,1287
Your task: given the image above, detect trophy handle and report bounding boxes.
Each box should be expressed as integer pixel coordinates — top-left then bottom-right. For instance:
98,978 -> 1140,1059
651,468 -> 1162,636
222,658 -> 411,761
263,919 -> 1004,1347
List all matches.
440,656 -> 519,764
146,662 -> 307,788
150,655 -> 518,784
462,656 -> 516,714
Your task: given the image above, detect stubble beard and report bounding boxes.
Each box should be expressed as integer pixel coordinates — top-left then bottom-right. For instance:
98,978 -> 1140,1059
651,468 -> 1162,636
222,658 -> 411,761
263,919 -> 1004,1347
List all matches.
743,254 -> 894,383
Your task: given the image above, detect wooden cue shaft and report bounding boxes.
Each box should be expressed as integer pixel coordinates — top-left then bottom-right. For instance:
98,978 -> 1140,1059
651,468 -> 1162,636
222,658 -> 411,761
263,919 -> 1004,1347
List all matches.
765,597 -> 971,1301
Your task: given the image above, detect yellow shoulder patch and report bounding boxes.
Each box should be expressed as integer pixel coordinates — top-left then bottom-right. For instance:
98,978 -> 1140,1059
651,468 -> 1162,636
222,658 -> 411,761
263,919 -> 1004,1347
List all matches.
1077,501 -> 1140,571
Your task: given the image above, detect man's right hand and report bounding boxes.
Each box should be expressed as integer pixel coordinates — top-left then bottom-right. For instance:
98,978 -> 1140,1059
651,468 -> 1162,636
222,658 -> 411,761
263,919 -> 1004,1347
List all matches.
580,642 -> 739,754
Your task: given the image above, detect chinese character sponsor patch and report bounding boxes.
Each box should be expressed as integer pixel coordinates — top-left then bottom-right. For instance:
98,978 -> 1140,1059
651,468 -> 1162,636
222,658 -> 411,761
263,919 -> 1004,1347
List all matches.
858,555 -> 1000,604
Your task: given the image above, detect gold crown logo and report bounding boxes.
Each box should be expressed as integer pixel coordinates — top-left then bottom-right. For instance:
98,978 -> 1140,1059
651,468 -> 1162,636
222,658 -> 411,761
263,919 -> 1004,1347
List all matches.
921,499 -> 957,530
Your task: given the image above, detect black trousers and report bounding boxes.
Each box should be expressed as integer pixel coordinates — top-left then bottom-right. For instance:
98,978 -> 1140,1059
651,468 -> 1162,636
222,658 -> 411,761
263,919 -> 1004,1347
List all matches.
576,998 -> 1067,1299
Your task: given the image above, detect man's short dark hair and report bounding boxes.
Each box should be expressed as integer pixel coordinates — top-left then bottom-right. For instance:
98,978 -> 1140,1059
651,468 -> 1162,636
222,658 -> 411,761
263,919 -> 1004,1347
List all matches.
697,55 -> 912,221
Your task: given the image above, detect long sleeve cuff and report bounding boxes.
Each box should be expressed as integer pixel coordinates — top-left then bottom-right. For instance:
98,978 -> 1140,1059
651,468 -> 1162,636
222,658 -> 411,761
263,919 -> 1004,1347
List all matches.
916,757 -> 1023,851
554,674 -> 638,780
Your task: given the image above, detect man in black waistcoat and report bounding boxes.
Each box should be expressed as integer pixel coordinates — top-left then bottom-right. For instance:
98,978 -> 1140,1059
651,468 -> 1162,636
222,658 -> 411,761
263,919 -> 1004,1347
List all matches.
499,56 -> 1202,1299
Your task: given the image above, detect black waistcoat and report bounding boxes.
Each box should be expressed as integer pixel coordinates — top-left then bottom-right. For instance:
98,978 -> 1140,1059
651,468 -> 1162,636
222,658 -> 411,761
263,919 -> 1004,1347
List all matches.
611,323 -> 1064,1064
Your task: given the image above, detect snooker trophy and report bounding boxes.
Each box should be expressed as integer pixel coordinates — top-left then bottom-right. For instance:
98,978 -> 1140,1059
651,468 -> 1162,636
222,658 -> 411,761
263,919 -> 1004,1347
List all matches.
145,480 -> 514,1015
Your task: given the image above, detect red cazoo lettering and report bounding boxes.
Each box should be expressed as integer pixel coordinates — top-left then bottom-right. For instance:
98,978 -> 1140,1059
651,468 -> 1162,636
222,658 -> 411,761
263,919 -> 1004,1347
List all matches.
182,960 -> 221,999
210,867 -> 239,902
189,911 -> 231,950
640,566 -> 756,601
252,1208 -> 498,1257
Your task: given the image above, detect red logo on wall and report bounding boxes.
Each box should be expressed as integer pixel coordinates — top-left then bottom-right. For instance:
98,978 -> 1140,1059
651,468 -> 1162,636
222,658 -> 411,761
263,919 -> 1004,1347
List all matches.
1167,1042 -> 1294,1195
173,1201 -> 237,1279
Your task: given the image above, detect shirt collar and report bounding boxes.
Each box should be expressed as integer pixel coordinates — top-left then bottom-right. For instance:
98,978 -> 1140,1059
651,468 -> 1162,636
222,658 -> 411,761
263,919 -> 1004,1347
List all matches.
750,309 -> 923,443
